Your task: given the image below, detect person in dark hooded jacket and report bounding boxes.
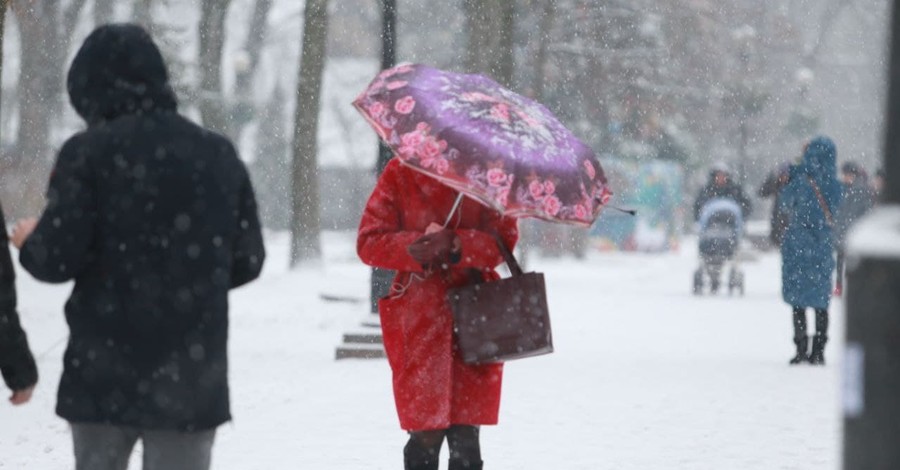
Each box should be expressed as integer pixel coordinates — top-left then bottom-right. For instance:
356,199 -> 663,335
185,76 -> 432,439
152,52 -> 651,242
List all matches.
758,163 -> 791,247
779,136 -> 842,366
10,24 -> 265,470
832,161 -> 874,295
693,163 -> 753,221
0,201 -> 37,405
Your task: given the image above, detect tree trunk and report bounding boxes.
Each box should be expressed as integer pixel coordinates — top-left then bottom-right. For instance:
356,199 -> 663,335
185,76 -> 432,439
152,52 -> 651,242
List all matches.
463,0 -> 514,86
94,0 -> 115,25
290,0 -> 329,266
132,0 -> 152,30
9,1 -> 66,218
198,0 -> 231,135
235,0 -> 271,93
0,0 -> 7,132
519,0 -> 555,266
250,85 -> 290,231
232,0 -> 273,141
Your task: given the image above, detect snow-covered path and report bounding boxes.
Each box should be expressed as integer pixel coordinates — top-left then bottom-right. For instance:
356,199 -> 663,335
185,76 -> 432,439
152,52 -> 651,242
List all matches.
1,232 -> 842,469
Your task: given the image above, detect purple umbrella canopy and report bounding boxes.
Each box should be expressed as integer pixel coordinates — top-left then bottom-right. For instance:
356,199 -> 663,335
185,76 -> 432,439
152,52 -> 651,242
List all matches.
353,63 -> 612,226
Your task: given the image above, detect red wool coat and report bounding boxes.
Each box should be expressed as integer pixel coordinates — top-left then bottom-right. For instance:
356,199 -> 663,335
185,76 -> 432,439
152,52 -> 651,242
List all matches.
357,159 -> 519,431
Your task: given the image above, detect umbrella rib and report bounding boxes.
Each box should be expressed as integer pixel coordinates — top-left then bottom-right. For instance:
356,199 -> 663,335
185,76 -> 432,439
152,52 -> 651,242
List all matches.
443,193 -> 465,228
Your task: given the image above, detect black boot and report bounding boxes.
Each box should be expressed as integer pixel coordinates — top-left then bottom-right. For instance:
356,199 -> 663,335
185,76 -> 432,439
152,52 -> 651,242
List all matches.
404,431 -> 444,470
789,336 -> 809,365
809,335 -> 827,365
449,458 -> 484,470
789,307 -> 809,365
446,425 -> 482,470
809,309 -> 829,365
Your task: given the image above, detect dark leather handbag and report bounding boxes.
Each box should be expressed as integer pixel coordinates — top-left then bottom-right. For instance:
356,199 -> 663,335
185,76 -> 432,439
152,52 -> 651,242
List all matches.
447,234 -> 553,364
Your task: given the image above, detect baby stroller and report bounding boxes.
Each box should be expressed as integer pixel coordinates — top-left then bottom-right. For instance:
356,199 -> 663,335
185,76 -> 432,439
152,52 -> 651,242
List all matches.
692,198 -> 745,295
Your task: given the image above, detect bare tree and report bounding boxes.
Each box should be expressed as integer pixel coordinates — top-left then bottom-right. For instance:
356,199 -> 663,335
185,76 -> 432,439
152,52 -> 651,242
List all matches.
6,0 -> 89,218
94,0 -> 115,25
198,0 -> 232,135
232,0 -> 273,141
132,0 -> 152,30
290,0 -> 329,266
462,0 -> 514,86
0,0 -> 7,148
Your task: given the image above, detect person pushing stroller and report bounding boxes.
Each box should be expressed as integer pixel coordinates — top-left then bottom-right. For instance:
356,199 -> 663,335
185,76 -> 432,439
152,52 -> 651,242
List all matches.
692,163 -> 753,295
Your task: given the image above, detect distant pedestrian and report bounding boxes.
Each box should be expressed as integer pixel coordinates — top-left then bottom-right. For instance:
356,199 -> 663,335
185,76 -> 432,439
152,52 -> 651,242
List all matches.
1,201 -> 37,406
833,161 -> 875,295
779,136 -> 842,365
758,163 -> 791,247
358,158 -> 518,470
11,24 -> 264,470
693,162 -> 752,221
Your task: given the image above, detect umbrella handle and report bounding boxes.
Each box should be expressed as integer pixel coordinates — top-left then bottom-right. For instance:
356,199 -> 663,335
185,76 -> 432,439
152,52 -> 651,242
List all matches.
443,193 -> 465,228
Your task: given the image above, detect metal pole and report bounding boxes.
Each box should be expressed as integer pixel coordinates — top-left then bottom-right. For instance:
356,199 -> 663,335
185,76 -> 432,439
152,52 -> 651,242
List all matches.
370,0 -> 397,314
375,0 -> 396,175
842,0 -> 900,467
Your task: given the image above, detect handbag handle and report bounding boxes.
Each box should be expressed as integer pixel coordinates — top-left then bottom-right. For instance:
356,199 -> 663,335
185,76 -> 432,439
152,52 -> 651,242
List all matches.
491,232 -> 523,277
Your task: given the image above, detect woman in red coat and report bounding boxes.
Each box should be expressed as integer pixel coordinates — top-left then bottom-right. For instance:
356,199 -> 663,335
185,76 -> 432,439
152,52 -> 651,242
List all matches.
358,158 -> 518,470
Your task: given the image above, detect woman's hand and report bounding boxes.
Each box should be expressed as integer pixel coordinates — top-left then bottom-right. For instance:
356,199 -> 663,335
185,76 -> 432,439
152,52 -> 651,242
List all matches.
10,218 -> 38,249
407,229 -> 461,268
9,385 -> 35,405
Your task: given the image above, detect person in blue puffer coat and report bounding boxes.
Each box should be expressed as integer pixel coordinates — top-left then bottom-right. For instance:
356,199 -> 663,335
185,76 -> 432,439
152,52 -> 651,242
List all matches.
779,136 -> 842,366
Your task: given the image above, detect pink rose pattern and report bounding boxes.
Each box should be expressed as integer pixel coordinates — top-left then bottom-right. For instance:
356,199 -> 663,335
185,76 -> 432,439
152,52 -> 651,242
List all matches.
394,96 -> 416,114
353,64 -> 611,224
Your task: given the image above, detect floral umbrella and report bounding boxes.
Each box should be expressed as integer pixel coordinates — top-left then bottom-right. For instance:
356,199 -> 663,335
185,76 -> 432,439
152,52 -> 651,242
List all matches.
353,63 -> 612,226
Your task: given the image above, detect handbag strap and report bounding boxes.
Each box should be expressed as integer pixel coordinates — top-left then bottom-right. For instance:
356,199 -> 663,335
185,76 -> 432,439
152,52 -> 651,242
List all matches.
491,232 -> 523,277
806,175 -> 834,227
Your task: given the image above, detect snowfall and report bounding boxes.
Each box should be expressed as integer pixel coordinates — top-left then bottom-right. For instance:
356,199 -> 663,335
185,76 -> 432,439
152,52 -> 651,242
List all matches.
0,231 -> 842,470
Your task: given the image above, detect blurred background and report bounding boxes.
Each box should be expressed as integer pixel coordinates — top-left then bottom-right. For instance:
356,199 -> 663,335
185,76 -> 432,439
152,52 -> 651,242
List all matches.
0,0 -> 889,258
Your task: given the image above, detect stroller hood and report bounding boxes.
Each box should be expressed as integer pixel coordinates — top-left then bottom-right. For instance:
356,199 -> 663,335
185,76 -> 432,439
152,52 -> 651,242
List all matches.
698,198 -> 744,233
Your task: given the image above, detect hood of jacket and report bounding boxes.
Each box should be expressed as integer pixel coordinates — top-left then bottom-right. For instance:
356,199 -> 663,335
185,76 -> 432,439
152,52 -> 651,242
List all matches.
800,136 -> 837,180
67,23 -> 177,125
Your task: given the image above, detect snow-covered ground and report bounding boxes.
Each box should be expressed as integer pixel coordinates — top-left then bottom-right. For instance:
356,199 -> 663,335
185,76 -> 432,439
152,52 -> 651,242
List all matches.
0,232 -> 842,469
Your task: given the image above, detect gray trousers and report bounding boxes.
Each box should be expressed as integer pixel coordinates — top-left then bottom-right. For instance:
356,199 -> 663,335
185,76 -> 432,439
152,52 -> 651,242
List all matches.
71,423 -> 216,470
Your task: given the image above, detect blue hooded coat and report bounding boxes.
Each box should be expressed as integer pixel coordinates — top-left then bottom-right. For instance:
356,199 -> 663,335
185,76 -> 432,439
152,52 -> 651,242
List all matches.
779,136 -> 843,309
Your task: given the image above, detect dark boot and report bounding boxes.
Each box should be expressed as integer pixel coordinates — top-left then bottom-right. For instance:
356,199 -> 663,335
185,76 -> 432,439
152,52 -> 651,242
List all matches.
809,335 -> 827,365
809,309 -> 829,365
404,431 -> 444,470
789,336 -> 809,365
447,425 -> 481,470
449,458 -> 484,470
789,307 -> 808,365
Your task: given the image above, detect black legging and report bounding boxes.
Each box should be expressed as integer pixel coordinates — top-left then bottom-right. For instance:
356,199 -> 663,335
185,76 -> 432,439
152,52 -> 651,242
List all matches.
404,425 -> 481,469
792,306 -> 828,339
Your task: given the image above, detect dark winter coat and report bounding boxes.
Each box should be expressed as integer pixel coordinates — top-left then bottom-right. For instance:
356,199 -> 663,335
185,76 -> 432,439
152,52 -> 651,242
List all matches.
693,178 -> 752,221
758,165 -> 791,247
0,201 -> 38,393
358,159 -> 518,430
834,177 -> 874,247
18,24 -> 265,431
779,136 -> 842,310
